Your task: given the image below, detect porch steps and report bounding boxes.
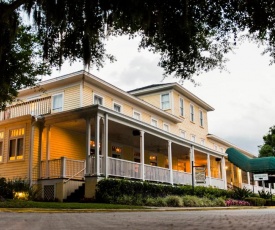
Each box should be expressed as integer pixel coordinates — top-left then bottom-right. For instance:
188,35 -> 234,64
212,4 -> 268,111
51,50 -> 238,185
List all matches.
64,183 -> 85,202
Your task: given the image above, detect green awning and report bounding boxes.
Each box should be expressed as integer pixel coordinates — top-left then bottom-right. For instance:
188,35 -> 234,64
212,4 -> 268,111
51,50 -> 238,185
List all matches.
226,147 -> 275,173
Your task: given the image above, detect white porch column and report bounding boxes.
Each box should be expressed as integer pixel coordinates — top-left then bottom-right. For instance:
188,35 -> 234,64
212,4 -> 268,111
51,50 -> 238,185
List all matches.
207,154 -> 211,186
247,172 -> 251,185
140,130 -> 145,181
190,145 -> 195,187
85,118 -> 91,175
104,113 -> 109,178
45,125 -> 51,178
168,141 -> 173,185
95,114 -> 100,176
221,156 -> 227,189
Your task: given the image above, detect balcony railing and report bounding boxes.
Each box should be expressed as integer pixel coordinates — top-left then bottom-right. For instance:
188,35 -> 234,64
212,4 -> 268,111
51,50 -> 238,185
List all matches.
0,96 -> 51,120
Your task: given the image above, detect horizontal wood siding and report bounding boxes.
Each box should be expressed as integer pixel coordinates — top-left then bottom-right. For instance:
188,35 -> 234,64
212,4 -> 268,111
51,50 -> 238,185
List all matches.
83,85 -> 92,107
63,85 -> 80,111
50,127 -> 86,160
32,125 -> 41,181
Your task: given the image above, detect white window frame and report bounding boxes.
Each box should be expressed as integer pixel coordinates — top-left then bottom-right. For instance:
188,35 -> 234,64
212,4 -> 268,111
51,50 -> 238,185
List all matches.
190,104 -> 195,122
161,93 -> 170,110
93,94 -> 103,105
191,134 -> 196,142
9,128 -> 25,161
179,98 -> 184,117
163,123 -> 169,132
151,118 -> 158,127
199,109 -> 204,127
201,139 -> 205,146
52,93 -> 64,113
133,110 -> 141,120
214,144 -> 218,151
180,130 -> 186,139
113,102 -> 122,113
220,147 -> 224,153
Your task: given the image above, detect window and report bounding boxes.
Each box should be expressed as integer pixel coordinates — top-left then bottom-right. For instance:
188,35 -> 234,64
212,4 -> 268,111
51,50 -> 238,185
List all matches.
94,94 -> 103,105
180,130 -> 186,139
190,104 -> 194,122
177,159 -> 186,171
114,103 -> 121,113
133,111 -> 141,120
180,98 -> 184,116
214,145 -> 218,151
9,128 -> 24,160
151,118 -> 158,127
201,139 -> 205,146
0,131 -> 4,162
199,110 -> 204,126
52,93 -> 63,112
220,147 -> 224,153
191,135 -> 196,142
163,123 -> 169,132
161,93 -> 170,110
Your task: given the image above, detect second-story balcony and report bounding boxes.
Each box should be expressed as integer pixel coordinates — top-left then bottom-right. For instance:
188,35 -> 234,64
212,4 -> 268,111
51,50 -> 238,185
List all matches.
0,96 -> 51,121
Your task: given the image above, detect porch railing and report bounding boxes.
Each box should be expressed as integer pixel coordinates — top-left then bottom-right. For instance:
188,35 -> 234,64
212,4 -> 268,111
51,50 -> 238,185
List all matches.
41,157 -> 85,179
0,96 -> 51,120
173,170 -> 192,185
108,158 -> 142,179
144,165 -> 170,183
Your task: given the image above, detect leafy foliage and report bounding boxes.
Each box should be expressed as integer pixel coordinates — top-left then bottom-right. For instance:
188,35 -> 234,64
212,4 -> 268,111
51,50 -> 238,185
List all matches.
2,0 -> 275,86
258,189 -> 272,199
258,126 -> 275,157
231,187 -> 253,200
245,197 -> 266,206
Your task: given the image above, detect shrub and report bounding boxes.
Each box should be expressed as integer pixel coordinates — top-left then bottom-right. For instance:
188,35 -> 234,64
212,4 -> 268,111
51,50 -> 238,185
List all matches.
258,189 -> 272,199
165,195 -> 183,207
245,197 -> 266,206
212,197 -> 226,207
182,195 -> 200,207
232,187 -> 253,200
225,199 -> 250,206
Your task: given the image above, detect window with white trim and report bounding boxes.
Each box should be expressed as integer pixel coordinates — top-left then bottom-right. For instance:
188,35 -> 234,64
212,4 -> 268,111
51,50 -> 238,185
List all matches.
220,147 -> 224,153
0,131 -> 3,162
201,139 -> 205,146
161,93 -> 170,110
190,104 -> 195,122
214,145 -> 218,151
163,123 -> 169,132
133,111 -> 141,120
199,110 -> 204,127
179,98 -> 184,116
151,118 -> 158,127
180,130 -> 186,139
113,103 -> 121,113
9,128 -> 24,160
191,135 -> 196,142
52,93 -> 63,112
94,94 -> 103,105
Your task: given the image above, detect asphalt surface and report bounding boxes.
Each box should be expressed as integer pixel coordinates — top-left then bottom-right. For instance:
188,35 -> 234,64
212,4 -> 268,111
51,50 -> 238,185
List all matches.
1,208 -> 275,230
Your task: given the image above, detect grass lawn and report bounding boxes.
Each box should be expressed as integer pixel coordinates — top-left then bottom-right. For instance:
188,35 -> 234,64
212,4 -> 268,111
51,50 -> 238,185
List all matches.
0,200 -> 147,210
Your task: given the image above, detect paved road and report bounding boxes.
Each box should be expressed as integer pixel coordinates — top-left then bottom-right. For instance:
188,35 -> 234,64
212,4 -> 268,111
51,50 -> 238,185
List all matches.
1,208 -> 275,230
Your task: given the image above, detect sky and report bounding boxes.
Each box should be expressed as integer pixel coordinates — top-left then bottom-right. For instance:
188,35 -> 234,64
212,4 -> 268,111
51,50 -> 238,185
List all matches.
49,35 -> 275,156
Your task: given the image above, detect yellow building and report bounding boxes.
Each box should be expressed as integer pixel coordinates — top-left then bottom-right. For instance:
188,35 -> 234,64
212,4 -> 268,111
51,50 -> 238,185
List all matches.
0,71 -> 264,201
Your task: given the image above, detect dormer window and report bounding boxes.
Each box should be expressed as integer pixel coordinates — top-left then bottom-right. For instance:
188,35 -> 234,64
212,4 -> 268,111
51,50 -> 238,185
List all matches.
94,94 -> 103,105
161,93 -> 170,110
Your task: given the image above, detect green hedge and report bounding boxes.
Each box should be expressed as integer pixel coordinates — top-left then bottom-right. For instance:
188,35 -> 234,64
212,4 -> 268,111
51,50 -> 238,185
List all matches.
245,197 -> 266,206
95,179 -> 231,203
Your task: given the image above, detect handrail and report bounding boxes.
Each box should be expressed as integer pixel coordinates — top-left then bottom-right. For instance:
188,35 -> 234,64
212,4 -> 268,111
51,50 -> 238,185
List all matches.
63,167 -> 86,184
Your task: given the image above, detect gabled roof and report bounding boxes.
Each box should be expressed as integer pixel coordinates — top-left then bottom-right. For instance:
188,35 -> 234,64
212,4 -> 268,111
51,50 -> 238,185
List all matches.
128,82 -> 214,112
